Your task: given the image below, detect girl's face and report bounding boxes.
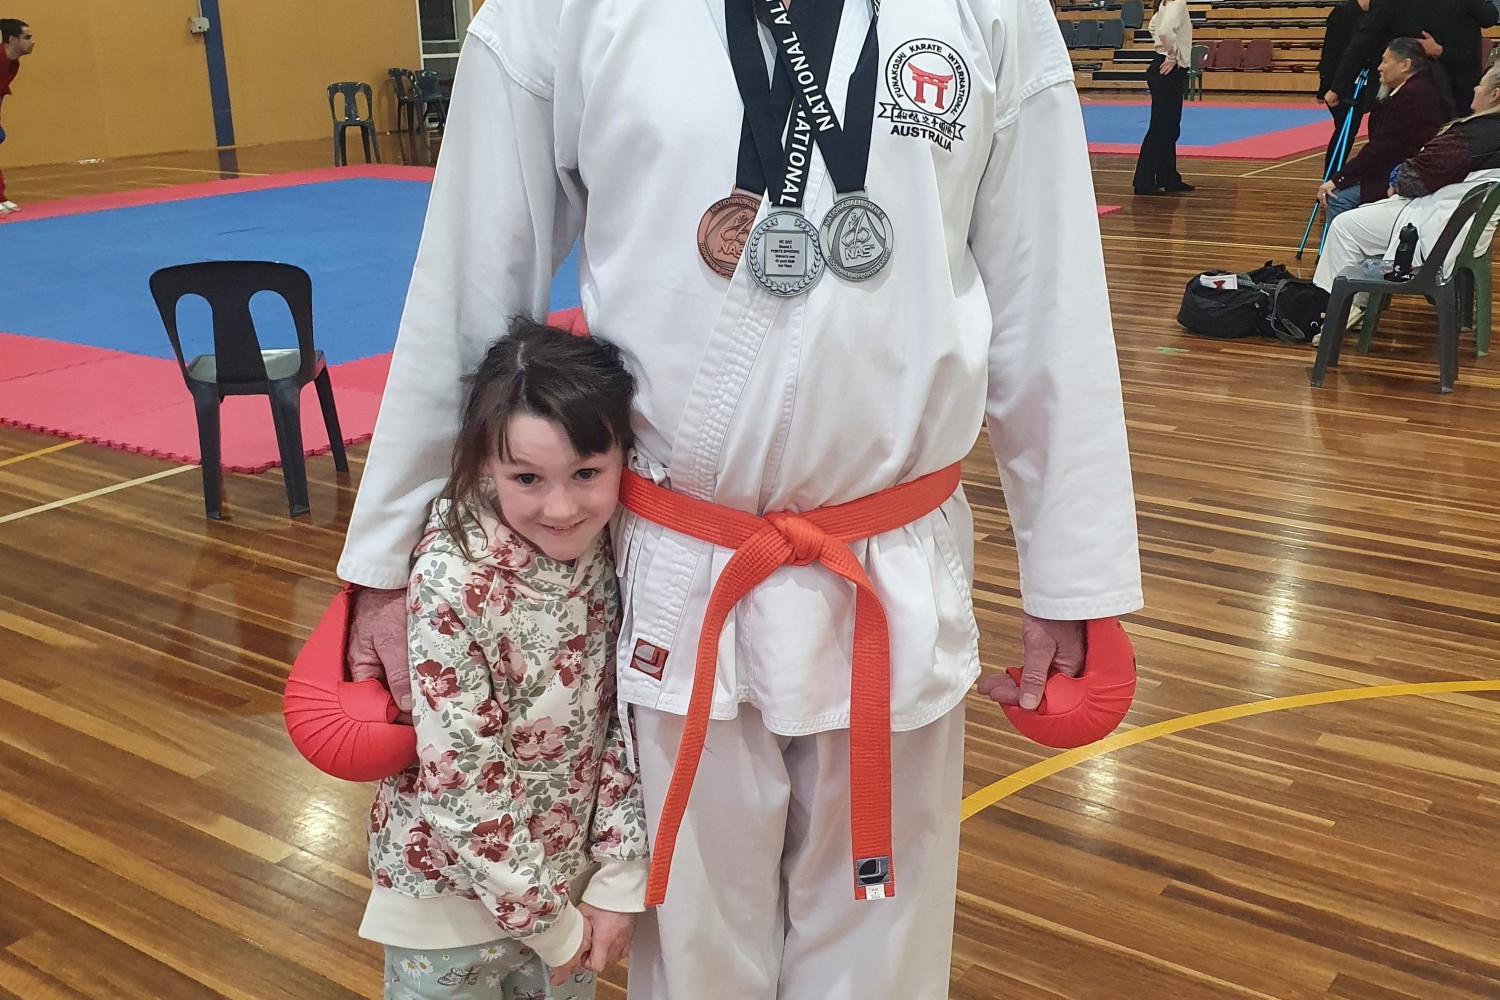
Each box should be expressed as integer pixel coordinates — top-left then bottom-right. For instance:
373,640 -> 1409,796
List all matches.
486,413 -> 624,564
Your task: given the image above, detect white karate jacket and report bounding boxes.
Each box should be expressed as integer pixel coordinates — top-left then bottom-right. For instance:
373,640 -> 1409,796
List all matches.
339,0 -> 1144,736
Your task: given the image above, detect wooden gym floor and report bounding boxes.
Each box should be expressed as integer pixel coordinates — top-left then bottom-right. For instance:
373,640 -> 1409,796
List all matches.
2,120 -> 1498,1000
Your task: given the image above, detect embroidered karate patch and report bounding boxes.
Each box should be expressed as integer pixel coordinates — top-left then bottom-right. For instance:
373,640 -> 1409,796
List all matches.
631,639 -> 669,680
879,39 -> 970,150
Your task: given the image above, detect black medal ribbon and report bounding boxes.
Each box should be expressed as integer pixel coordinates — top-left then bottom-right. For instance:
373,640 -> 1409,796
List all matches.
726,0 -> 839,208
750,0 -> 880,197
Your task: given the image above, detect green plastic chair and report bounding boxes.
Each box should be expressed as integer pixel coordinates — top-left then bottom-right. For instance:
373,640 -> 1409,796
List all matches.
1186,44 -> 1209,101
327,81 -> 381,167
1314,181 -> 1497,393
388,68 -> 423,133
1356,180 -> 1500,359
1451,180 -> 1500,357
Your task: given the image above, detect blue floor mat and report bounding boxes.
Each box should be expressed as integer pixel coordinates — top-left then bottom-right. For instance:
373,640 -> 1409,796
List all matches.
1082,104 -> 1328,146
1,178 -> 585,364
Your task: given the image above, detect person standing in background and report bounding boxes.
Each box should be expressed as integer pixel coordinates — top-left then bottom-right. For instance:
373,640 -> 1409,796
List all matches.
1318,0 -> 1374,175
1133,0 -> 1195,196
0,18 -> 34,216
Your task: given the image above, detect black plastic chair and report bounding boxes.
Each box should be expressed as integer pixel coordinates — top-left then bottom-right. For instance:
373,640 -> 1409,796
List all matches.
149,261 -> 348,518
388,68 -> 423,133
1311,181 -> 1500,394
327,81 -> 381,166
413,69 -> 450,131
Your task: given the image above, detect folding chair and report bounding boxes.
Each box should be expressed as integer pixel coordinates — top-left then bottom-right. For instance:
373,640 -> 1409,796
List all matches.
327,82 -> 381,166
150,261 -> 349,516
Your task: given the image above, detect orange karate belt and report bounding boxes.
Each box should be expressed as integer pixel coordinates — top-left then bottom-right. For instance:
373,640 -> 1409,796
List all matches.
619,462 -> 963,906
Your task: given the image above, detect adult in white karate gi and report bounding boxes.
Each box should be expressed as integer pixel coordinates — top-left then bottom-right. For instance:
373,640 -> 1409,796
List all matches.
337,0 -> 1143,997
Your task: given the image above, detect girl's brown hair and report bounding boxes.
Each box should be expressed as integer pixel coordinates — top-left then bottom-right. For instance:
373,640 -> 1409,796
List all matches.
439,316 -> 636,559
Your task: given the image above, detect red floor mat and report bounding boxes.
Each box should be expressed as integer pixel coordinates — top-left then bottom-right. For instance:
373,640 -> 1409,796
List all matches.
0,335 -> 386,473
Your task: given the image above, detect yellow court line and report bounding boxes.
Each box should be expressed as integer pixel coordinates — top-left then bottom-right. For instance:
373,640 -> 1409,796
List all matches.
0,465 -> 196,524
139,166 -> 271,177
1238,149 -> 1327,178
0,440 -> 82,468
960,679 -> 1500,821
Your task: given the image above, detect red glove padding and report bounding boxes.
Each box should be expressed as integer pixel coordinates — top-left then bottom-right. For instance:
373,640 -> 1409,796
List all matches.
1001,617 -> 1136,749
283,585 -> 417,781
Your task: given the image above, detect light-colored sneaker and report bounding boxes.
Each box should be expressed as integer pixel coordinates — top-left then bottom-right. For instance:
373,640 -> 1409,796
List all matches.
0,201 -> 18,212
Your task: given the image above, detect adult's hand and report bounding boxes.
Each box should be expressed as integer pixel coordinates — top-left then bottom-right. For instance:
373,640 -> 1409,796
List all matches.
549,915 -> 594,986
1420,32 -> 1443,59
976,614 -> 1086,711
1317,180 -> 1336,207
346,585 -> 411,717
578,903 -> 635,973
1323,90 -> 1340,109
1159,58 -> 1177,75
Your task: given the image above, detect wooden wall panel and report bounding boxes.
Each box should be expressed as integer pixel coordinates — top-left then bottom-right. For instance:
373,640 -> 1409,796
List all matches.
0,1 -> 215,167
217,0 -> 421,146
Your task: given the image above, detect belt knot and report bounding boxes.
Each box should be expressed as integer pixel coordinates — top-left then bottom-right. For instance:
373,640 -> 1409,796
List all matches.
765,512 -> 825,566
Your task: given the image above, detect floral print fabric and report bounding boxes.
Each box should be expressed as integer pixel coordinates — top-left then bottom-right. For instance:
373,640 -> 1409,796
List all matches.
368,498 -> 648,948
383,940 -> 595,1000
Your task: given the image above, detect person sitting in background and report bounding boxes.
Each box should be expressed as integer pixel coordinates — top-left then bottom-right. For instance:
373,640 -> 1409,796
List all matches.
1314,61 -> 1500,298
1317,38 -> 1450,224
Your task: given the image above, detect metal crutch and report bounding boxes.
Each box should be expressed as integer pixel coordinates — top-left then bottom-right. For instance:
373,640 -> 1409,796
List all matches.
1297,69 -> 1369,260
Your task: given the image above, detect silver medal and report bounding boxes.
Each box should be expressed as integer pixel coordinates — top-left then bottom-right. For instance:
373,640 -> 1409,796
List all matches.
820,194 -> 893,281
747,210 -> 824,297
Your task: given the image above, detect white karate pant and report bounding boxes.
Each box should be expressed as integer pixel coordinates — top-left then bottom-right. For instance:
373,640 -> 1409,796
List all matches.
626,703 -> 966,1000
1314,197 -> 1416,291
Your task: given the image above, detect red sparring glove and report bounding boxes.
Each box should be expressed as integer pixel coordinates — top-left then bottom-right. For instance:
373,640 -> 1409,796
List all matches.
283,585 -> 417,781
1000,617 -> 1137,749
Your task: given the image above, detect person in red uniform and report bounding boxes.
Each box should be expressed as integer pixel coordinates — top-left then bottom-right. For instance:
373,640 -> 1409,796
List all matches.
0,18 -> 36,216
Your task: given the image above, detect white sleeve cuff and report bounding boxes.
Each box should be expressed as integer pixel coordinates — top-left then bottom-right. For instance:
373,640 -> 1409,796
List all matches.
581,858 -> 649,913
521,903 -> 585,967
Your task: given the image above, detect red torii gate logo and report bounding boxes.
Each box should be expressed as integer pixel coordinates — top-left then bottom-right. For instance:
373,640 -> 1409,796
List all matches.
880,38 -> 971,150
907,64 -> 955,111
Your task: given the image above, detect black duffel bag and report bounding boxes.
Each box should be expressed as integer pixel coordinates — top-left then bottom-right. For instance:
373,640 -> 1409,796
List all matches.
1177,270 -> 1271,339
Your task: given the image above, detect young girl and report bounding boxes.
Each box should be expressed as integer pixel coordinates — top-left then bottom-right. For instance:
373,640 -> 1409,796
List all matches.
360,318 -> 648,1000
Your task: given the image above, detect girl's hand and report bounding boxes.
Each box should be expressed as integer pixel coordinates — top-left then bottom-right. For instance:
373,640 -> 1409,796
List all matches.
548,914 -> 593,986
578,904 -> 636,972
